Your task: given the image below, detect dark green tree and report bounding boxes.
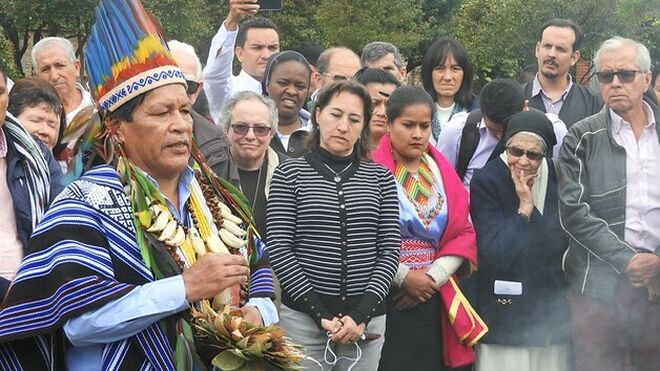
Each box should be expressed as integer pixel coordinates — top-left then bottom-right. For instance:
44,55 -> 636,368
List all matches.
450,0 -> 658,84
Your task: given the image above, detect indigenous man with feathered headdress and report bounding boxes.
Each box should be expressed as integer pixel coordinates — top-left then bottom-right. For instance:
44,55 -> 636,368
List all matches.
0,1 -> 291,370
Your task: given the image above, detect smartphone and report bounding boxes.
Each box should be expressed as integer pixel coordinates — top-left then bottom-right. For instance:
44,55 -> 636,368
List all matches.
257,0 -> 283,11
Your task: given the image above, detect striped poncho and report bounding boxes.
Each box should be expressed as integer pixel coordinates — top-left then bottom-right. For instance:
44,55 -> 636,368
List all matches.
0,164 -> 275,370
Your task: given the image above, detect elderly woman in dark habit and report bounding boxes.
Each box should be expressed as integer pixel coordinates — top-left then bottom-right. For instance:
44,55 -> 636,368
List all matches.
470,110 -> 570,371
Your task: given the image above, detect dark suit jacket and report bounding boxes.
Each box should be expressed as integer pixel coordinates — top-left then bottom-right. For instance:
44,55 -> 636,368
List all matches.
523,80 -> 603,128
470,158 -> 570,346
192,109 -> 230,177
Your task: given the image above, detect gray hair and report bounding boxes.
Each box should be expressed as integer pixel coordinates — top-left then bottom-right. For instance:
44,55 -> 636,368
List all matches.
505,131 -> 547,155
32,37 -> 77,69
167,40 -> 203,80
317,47 -> 359,74
594,36 -> 651,73
219,91 -> 278,136
361,41 -> 405,69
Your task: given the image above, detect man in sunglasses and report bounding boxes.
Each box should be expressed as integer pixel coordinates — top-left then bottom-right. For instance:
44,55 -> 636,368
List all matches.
523,19 -> 602,127
557,37 -> 659,371
169,40 -> 232,179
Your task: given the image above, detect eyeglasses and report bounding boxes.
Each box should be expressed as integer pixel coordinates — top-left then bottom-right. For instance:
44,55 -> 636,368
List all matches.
322,73 -> 349,81
596,70 -> 640,84
185,79 -> 200,95
230,124 -> 272,137
506,146 -> 544,161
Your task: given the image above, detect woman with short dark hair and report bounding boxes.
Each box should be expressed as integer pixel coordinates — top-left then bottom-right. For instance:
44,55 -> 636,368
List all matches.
267,80 -> 401,370
8,77 -> 65,153
420,37 -> 478,145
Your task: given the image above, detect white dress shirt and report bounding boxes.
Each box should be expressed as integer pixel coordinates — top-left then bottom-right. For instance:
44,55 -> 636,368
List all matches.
610,102 -> 660,252
203,22 -> 262,125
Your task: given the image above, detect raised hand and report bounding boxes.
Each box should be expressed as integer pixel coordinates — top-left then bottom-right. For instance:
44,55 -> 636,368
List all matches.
225,0 -> 260,30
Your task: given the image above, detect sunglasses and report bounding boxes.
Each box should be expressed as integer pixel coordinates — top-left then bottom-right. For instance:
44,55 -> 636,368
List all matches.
506,146 -> 544,161
185,79 -> 200,95
230,124 -> 272,137
596,70 -> 640,84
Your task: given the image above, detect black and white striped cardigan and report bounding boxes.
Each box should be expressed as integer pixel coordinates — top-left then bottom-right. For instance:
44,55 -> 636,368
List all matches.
267,151 -> 401,327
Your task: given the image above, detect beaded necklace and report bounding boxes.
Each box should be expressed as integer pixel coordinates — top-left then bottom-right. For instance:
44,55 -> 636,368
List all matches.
394,156 -> 445,227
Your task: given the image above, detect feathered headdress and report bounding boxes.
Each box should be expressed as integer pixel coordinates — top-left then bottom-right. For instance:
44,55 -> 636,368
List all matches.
84,0 -> 185,112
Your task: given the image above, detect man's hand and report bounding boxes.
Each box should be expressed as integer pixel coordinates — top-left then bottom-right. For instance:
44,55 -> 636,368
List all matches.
225,0 -> 259,31
182,253 -> 249,302
240,306 -> 263,326
626,253 -> 660,287
646,276 -> 660,303
401,268 -> 439,303
332,315 -> 366,344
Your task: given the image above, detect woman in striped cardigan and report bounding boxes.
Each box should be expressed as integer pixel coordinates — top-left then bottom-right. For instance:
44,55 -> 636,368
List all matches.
267,80 -> 401,370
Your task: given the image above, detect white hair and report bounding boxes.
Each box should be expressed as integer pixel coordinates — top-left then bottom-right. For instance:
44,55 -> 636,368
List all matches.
219,91 -> 278,135
31,37 -> 77,69
594,36 -> 652,73
167,40 -> 203,80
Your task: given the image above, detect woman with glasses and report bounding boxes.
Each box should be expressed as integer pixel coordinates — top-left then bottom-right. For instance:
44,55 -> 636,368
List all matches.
267,80 -> 400,370
372,86 -> 480,371
470,110 -> 570,371
217,91 -> 285,238
262,50 -> 312,157
420,37 -> 478,146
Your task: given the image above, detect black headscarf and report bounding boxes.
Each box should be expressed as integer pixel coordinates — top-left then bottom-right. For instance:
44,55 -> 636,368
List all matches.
503,110 -> 557,154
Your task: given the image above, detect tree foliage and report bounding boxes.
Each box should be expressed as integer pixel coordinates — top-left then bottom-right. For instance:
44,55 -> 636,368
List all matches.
315,0 -> 430,57
0,29 -> 22,80
1,0 -> 656,82
0,0 -> 221,73
450,0 -> 659,83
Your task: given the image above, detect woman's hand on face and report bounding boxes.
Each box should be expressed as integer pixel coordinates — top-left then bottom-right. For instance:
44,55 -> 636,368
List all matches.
401,268 -> 439,303
331,315 -> 366,344
510,166 -> 536,216
393,289 -> 422,310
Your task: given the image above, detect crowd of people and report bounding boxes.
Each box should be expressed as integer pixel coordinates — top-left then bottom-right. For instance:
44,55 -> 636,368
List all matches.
0,0 -> 658,370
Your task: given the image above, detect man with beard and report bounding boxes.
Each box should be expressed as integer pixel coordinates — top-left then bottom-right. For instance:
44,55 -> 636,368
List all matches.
523,19 -> 602,127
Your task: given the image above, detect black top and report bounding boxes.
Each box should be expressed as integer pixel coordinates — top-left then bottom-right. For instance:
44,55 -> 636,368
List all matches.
523,80 -> 603,128
237,160 -> 269,238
